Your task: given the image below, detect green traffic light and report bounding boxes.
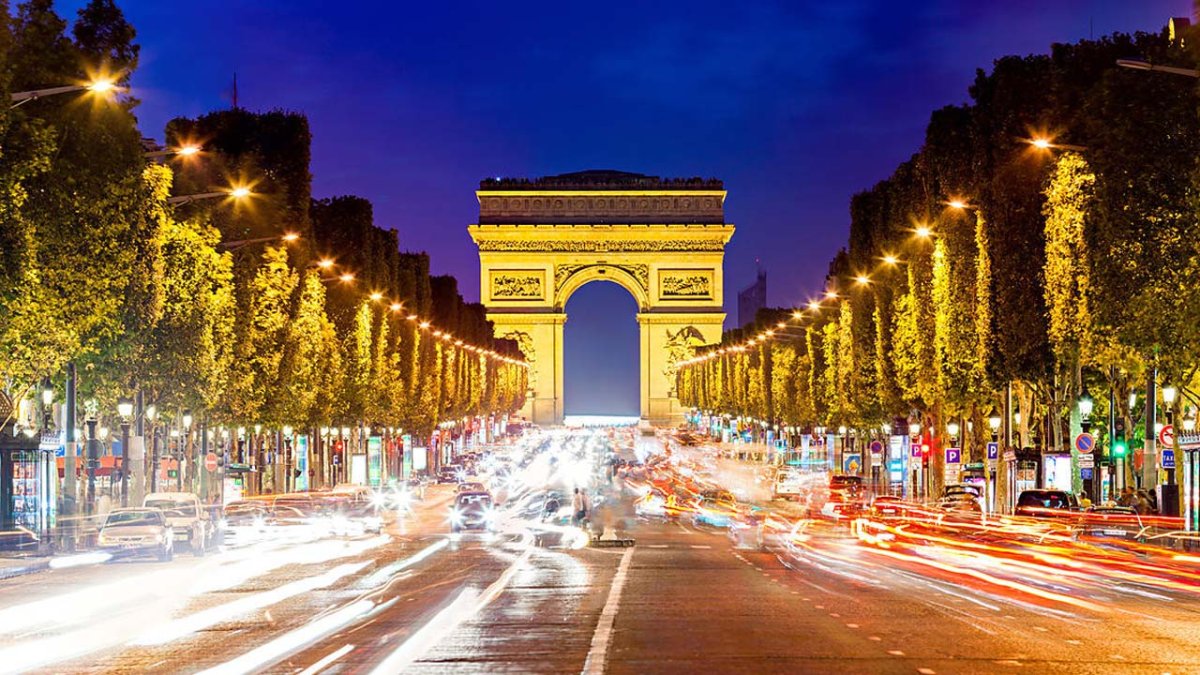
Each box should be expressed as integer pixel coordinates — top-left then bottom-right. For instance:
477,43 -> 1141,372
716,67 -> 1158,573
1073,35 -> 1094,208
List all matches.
1113,442 -> 1127,457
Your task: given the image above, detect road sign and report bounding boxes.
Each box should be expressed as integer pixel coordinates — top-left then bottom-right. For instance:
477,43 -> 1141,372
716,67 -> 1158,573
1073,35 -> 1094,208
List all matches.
1078,454 -> 1094,469
986,442 -> 999,460
945,447 -> 961,464
1074,432 -> 1095,454
869,440 -> 884,455
1162,448 -> 1176,470
1080,468 -> 1094,480
1159,424 -> 1175,448
204,452 -> 219,472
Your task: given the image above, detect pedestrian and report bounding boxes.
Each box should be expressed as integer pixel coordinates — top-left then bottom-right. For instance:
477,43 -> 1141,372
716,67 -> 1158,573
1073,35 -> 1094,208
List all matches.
572,487 -> 589,527
1117,487 -> 1134,508
1078,491 -> 1092,509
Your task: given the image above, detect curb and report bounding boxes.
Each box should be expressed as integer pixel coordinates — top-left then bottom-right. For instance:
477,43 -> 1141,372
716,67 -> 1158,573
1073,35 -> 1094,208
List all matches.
0,559 -> 50,581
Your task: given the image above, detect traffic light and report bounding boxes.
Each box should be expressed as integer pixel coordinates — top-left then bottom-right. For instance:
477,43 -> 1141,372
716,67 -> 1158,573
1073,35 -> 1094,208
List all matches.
1114,418 -> 1127,457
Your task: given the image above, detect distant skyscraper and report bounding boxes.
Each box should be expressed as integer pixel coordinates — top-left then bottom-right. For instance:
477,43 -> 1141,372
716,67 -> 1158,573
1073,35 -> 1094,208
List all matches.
738,262 -> 767,328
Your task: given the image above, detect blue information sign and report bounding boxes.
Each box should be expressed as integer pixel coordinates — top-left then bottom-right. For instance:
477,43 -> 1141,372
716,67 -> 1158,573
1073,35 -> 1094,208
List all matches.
986,442 -> 999,460
1081,467 -> 1094,480
945,447 -> 961,464
1162,448 -> 1176,470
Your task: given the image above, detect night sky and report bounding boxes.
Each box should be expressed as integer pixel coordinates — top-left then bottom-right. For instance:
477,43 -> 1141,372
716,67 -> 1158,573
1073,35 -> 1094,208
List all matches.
70,0 -> 1183,415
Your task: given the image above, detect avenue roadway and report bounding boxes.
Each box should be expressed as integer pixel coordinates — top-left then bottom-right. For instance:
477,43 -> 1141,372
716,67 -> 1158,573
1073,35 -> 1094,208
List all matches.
1,431 -> 1199,674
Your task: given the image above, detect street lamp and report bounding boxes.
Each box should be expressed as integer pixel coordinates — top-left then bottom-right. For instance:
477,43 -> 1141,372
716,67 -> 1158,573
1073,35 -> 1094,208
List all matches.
9,77 -> 118,108
988,411 -> 1002,435
1163,386 -> 1178,406
908,422 -> 921,436
1116,58 -> 1200,78
167,185 -> 254,206
947,421 -> 960,439
180,409 -> 193,491
40,377 -> 53,431
146,404 -> 159,493
117,397 -> 133,506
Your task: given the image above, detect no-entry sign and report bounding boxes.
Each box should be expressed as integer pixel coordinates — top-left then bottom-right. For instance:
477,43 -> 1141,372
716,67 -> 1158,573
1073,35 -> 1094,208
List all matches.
204,452 -> 219,472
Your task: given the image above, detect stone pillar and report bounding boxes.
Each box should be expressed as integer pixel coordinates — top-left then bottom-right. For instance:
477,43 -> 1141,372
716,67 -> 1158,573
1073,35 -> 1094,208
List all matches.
636,312 -> 725,427
489,312 -> 566,426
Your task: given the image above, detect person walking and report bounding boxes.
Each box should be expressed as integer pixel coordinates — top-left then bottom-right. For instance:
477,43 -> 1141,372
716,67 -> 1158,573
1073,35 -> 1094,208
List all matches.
572,487 -> 589,527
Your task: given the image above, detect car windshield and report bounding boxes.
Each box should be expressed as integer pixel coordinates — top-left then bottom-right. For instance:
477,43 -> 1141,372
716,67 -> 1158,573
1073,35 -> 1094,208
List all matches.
105,511 -> 162,527
145,499 -> 197,517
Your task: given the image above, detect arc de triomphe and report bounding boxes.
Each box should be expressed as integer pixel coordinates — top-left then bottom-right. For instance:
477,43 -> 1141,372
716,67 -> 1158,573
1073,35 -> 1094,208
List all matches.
469,170 -> 734,426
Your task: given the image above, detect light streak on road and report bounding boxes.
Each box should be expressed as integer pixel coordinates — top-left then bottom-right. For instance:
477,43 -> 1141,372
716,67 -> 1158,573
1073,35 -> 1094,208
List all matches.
358,538 -> 449,588
369,543 -> 534,673
131,561 -> 371,645
197,600 -> 376,675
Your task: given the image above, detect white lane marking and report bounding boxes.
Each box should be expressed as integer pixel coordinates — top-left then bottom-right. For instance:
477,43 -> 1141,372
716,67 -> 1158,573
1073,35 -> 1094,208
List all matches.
647,544 -> 669,549
888,650 -> 905,656
675,522 -> 695,535
582,547 -> 635,675
689,545 -> 712,550
918,669 -> 936,674
297,643 -> 355,675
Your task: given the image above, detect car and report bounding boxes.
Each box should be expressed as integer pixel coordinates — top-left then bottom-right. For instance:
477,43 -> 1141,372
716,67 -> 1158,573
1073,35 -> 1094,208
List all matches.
219,501 -> 270,546
772,469 -> 805,501
437,465 -> 464,484
1077,506 -> 1145,542
728,512 -> 766,550
937,492 -> 983,514
97,508 -> 174,561
450,491 -> 496,533
456,481 -> 488,494
821,475 -> 866,520
1015,489 -> 1080,518
870,495 -> 905,518
144,492 -> 212,555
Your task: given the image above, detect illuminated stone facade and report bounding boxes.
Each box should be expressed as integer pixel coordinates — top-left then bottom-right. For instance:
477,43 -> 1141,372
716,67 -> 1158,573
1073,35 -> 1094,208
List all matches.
469,171 -> 734,426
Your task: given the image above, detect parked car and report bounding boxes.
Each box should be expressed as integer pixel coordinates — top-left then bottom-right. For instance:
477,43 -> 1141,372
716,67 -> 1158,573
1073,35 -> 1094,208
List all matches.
144,492 -> 212,555
450,491 -> 496,533
1015,489 -> 1080,518
98,508 -> 174,561
437,465 -> 465,484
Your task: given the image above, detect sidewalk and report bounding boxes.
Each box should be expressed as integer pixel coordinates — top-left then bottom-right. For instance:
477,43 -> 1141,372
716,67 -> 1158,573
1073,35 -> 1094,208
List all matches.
0,556 -> 50,580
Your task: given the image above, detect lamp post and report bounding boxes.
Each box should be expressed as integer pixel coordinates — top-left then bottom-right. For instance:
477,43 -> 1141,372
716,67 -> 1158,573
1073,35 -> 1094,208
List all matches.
9,78 -> 117,108
1163,385 -> 1178,490
909,422 -> 923,499
146,404 -> 159,493
1079,392 -> 1095,502
85,415 -> 99,516
180,410 -> 193,491
117,397 -> 133,506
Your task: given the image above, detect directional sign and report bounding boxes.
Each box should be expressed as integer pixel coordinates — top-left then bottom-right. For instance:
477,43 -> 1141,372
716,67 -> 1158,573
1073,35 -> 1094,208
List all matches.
869,440 -> 884,455
945,447 -> 961,464
1162,448 -> 1176,470
1159,424 -> 1175,448
204,452 -> 219,472
986,442 -> 999,461
1074,432 -> 1095,454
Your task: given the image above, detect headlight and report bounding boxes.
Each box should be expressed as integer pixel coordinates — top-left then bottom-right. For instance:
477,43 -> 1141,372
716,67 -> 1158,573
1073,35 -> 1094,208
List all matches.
450,509 -> 464,524
97,534 -> 111,545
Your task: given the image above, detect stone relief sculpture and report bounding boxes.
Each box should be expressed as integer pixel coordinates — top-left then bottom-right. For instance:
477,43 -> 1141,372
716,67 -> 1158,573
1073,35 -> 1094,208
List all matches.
501,330 -> 536,387
660,273 -> 712,297
478,239 -> 725,253
662,325 -> 707,384
492,273 -> 543,298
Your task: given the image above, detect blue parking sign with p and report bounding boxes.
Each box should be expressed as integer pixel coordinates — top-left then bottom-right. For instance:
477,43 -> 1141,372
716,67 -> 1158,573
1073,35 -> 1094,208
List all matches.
986,442 -> 998,460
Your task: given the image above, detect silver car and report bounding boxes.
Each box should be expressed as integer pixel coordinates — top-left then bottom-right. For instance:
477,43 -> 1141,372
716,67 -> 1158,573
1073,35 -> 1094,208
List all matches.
97,508 -> 174,561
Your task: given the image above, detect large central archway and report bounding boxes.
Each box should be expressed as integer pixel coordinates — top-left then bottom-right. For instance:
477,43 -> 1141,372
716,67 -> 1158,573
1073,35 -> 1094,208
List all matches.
469,170 -> 734,426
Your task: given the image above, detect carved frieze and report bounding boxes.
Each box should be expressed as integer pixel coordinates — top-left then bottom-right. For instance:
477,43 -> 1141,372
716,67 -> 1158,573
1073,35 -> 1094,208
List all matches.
659,270 -> 713,299
553,263 -> 650,295
490,271 -> 544,300
478,239 -> 726,253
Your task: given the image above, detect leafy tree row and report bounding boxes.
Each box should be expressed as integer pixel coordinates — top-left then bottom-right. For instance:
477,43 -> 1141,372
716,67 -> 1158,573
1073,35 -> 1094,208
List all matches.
679,26 -> 1200,497
0,0 -> 527,436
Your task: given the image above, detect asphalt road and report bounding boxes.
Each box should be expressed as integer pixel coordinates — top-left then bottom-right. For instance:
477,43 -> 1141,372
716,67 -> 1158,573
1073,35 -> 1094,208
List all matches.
3,440 -> 1200,674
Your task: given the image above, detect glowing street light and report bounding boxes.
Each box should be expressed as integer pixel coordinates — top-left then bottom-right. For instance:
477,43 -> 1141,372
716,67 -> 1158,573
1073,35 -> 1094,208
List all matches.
882,254 -> 898,265
317,259 -> 335,269
9,77 -> 119,108
914,225 -> 932,238
854,275 -> 870,286
167,185 -> 254,206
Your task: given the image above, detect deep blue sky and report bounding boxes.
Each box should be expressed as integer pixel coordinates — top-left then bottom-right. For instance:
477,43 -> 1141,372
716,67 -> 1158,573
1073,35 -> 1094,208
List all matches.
72,0 -> 1184,414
